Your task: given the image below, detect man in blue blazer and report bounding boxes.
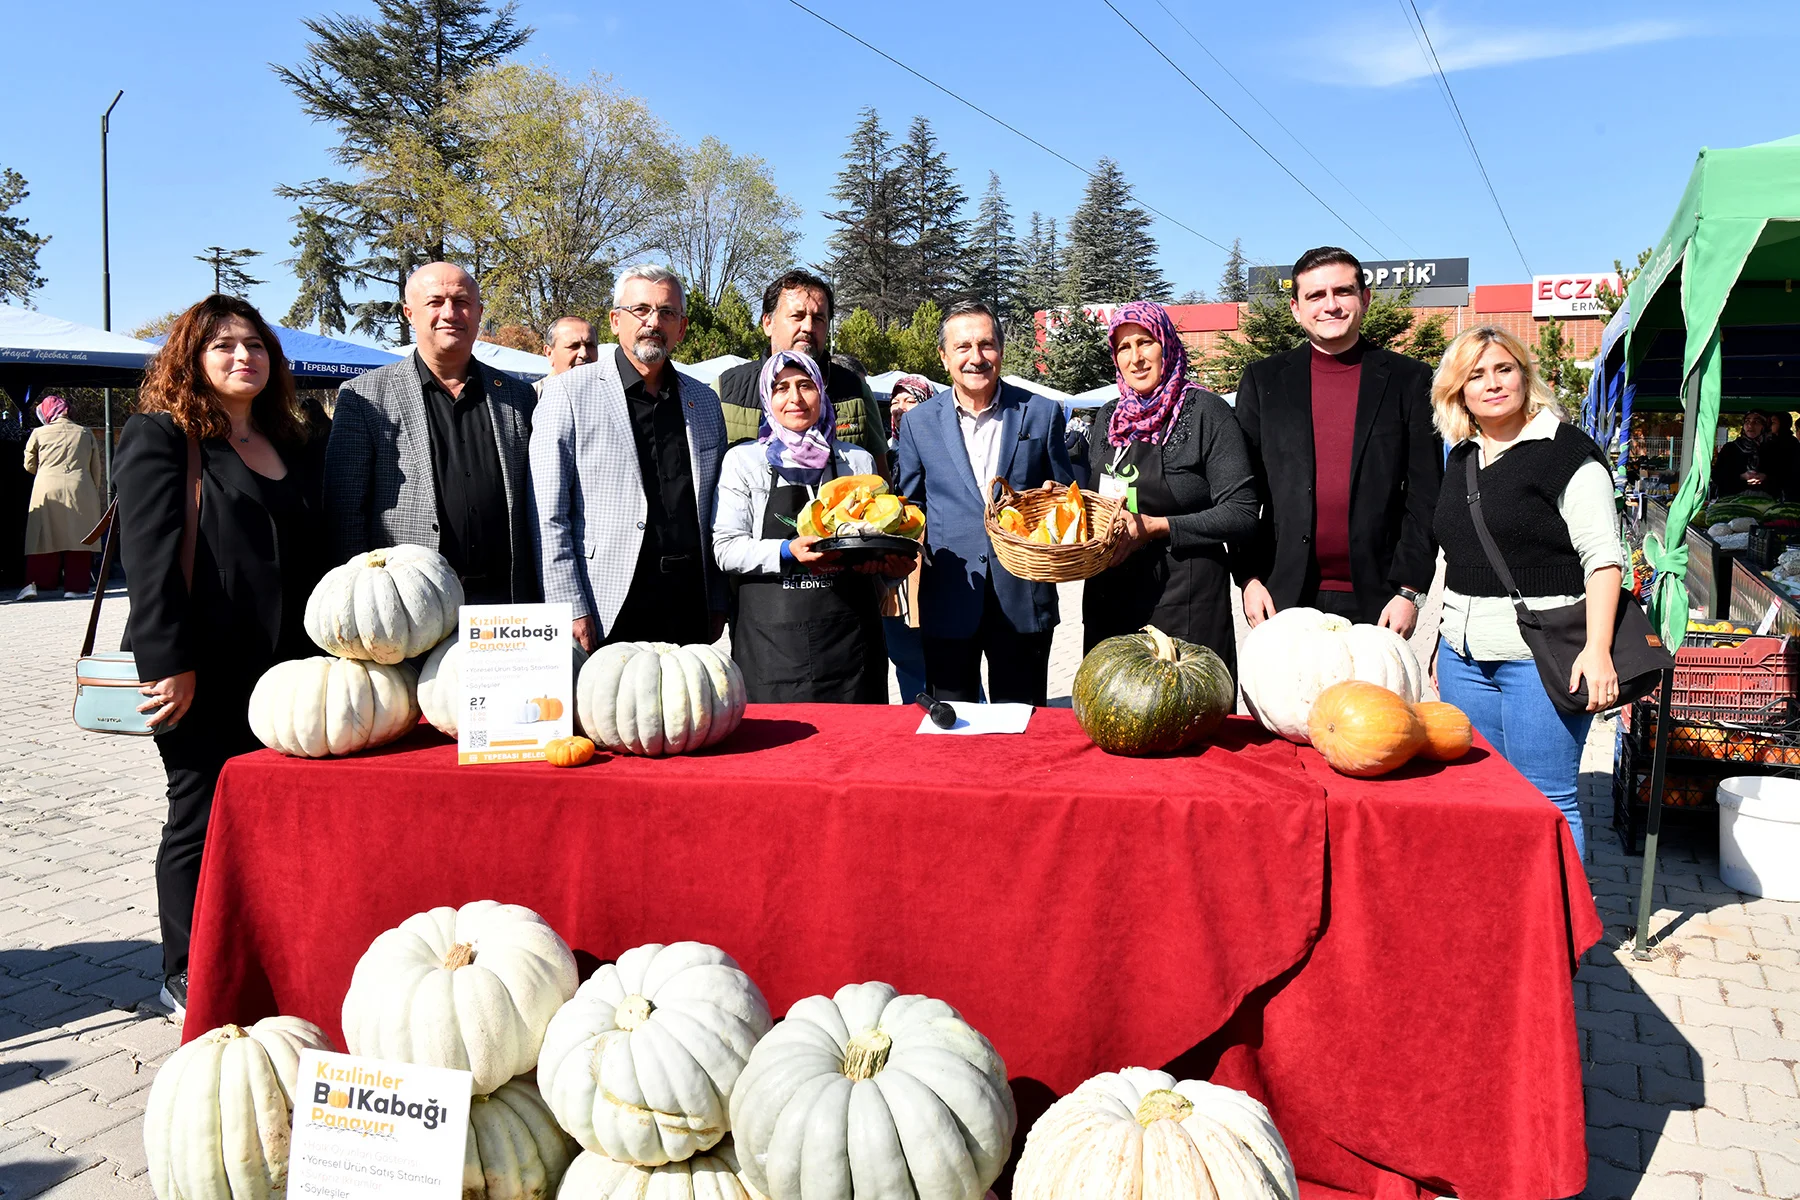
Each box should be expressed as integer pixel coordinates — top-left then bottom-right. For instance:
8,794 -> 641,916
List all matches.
896,301 -> 1075,706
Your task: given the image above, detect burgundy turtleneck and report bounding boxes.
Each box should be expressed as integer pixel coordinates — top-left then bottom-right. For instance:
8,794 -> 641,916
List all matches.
1310,341 -> 1363,591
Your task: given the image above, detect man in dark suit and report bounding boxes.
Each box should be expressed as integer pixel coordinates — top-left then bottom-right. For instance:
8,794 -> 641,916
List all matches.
896,301 -> 1074,705
1234,246 -> 1442,633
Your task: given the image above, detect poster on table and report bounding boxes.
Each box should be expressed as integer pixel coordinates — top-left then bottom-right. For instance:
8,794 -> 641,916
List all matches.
455,602 -> 575,764
287,1050 -> 471,1199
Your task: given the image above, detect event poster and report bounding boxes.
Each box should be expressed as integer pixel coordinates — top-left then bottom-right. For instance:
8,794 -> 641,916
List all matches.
455,602 -> 575,765
287,1050 -> 471,1200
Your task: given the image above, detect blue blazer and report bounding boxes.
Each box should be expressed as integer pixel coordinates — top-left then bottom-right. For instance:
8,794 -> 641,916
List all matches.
896,382 -> 1075,639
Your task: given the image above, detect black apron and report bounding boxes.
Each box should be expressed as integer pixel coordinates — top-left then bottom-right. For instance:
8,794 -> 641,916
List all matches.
731,460 -> 888,704
1082,435 -> 1237,680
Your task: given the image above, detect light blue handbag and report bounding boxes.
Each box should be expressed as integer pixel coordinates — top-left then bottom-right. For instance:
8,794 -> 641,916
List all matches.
72,437 -> 199,737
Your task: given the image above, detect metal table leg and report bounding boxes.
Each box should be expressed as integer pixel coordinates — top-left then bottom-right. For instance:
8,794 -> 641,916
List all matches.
1634,667 -> 1676,959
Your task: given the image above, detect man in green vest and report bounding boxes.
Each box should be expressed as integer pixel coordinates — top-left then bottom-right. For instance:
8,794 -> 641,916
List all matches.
716,270 -> 889,474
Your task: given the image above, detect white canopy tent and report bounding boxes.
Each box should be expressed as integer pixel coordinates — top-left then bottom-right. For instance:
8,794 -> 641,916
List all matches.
674,354 -> 750,388
0,306 -> 162,391
471,340 -> 551,381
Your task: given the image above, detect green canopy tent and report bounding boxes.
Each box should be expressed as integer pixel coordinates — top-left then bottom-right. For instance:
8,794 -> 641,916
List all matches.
1628,134 -> 1800,953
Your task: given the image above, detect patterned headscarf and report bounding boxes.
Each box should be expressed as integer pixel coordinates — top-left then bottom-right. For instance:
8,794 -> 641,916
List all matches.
1106,301 -> 1190,447
758,350 -> 836,471
888,374 -> 934,438
36,395 -> 69,425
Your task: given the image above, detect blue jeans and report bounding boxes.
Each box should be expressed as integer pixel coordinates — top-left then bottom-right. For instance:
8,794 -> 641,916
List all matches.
1436,640 -> 1593,859
884,617 -> 926,702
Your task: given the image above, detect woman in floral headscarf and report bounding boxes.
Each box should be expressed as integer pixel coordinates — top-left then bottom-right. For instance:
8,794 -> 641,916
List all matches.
1081,301 -> 1259,677
21,395 -> 105,599
713,350 -> 904,702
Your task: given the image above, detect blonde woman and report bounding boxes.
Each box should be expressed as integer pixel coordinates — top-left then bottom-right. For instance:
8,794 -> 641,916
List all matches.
1430,326 -> 1624,859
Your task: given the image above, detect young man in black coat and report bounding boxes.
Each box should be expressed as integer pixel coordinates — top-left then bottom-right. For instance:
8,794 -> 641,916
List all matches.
1233,246 -> 1443,633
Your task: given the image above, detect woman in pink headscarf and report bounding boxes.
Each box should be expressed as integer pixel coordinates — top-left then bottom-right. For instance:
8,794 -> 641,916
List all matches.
20,396 -> 105,599
1081,301 -> 1259,678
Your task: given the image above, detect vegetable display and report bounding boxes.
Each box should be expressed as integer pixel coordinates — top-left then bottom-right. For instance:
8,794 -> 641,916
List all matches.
342,900 -> 578,1095
576,642 -> 746,757
545,735 -> 597,767
729,981 -> 1016,1200
1238,608 -> 1423,742
997,481 -> 1092,545
538,942 -> 772,1166
557,1142 -> 758,1200
1072,625 -> 1235,755
1012,1067 -> 1298,1200
795,473 -> 925,540
417,636 -> 590,738
1412,701 -> 1474,762
466,1077 -> 580,1200
304,545 -> 464,664
248,656 -> 420,758
144,1016 -> 331,1200
1307,681 -> 1427,778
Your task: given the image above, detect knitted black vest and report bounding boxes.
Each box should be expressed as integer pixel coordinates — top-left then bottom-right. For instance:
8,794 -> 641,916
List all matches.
1435,423 -> 1607,597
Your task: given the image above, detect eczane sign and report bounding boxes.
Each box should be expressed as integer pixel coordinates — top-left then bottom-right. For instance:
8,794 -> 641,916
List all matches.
1532,273 -> 1623,317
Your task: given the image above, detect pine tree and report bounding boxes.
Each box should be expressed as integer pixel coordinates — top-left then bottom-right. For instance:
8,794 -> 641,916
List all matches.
283,208 -> 352,334
833,307 -> 894,374
1216,237 -> 1249,303
892,116 -> 967,311
1533,318 -> 1591,417
1063,159 -> 1168,304
964,172 -> 1020,321
196,247 -> 265,298
1043,308 -> 1113,393
0,168 -> 49,306
822,108 -> 905,328
1015,212 -> 1061,324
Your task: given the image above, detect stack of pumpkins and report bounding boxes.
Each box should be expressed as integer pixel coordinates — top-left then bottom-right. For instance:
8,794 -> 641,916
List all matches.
1238,607 -> 1473,777
248,545 -> 462,757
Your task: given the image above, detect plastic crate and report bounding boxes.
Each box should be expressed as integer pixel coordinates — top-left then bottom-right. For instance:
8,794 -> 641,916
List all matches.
1667,636 -> 1800,722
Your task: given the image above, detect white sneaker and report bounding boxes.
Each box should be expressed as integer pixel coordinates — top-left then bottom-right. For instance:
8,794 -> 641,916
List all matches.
13,583 -> 37,601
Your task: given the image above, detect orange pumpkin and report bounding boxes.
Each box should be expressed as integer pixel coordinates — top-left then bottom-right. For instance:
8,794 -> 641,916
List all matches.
1412,700 -> 1473,762
1308,681 -> 1425,777
544,735 -> 596,768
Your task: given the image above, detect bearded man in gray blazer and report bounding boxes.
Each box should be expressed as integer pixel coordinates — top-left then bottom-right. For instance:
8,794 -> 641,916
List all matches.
323,262 -> 539,604
530,265 -> 727,652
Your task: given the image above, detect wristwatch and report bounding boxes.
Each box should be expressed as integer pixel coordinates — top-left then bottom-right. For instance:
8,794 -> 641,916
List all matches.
1397,586 -> 1424,606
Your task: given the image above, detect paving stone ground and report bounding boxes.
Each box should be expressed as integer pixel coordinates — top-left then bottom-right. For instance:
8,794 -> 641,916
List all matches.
1,582 -> 1794,1198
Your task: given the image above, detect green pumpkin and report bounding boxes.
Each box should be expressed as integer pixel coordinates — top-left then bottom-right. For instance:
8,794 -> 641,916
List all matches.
1073,625 -> 1235,755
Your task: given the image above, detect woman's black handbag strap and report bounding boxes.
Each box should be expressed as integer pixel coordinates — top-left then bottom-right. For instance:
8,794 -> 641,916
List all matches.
1463,452 -> 1542,627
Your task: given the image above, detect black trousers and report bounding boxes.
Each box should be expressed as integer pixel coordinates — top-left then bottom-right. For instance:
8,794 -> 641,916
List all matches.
922,582 -> 1053,707
1306,586 -> 1366,622
153,681 -> 259,978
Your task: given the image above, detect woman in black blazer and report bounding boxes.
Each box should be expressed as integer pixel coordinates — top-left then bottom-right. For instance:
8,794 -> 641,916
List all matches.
114,295 -> 327,1015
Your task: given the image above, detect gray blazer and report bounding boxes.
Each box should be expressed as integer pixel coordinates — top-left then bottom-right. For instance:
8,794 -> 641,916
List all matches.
529,353 -> 727,631
324,352 -> 539,601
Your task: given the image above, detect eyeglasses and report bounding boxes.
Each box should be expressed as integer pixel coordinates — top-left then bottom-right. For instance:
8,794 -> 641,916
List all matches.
614,304 -> 683,324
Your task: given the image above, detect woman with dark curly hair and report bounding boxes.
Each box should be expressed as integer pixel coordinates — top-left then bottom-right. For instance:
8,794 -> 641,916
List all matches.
113,295 -> 328,1016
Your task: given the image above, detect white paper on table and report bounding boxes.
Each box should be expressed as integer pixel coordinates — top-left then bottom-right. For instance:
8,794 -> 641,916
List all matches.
916,702 -> 1034,735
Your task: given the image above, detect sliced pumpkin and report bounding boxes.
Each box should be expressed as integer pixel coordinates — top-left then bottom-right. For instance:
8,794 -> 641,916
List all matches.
797,499 -> 833,538
998,507 -> 1029,537
894,504 -> 926,539
819,474 -> 889,511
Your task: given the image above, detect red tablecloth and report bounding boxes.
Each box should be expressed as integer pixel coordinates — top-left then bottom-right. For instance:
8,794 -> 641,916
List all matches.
186,706 -> 1598,1200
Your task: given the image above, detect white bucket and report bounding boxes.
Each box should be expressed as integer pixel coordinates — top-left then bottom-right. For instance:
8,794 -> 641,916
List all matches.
1717,776 -> 1800,901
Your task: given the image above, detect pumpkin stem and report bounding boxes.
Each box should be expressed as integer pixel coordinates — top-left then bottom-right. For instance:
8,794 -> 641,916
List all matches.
842,1029 -> 893,1080
1135,1089 -> 1194,1126
365,550 -> 388,568
442,942 -> 476,970
217,1024 -> 247,1040
614,994 -> 655,1031
1140,624 -> 1176,662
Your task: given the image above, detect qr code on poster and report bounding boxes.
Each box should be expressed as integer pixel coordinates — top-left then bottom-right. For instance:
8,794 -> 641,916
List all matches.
467,730 -> 489,750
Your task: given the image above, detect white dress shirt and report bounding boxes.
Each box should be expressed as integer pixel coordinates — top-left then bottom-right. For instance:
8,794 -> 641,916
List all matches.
954,389 -> 1005,496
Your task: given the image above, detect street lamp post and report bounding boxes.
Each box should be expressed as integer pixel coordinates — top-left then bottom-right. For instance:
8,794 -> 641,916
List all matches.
100,89 -> 122,496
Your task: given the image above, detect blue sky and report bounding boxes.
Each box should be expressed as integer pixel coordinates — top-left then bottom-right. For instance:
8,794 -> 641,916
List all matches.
5,0 -> 1796,341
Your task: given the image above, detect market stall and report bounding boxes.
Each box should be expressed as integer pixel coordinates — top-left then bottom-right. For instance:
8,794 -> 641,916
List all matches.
183,706 -> 1597,1200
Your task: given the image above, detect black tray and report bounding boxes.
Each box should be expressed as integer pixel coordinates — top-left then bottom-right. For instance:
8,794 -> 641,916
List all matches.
812,533 -> 923,563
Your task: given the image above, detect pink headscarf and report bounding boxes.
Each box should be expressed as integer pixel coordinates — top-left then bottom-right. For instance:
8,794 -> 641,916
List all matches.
1106,302 -> 1190,447
36,395 -> 69,424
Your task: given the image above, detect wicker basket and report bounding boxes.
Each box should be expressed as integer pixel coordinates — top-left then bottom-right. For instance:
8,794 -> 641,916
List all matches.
985,478 -> 1125,583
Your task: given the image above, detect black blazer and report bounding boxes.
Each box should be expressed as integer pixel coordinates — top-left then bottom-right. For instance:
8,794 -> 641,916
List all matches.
115,413 -> 327,686
1232,340 -> 1442,620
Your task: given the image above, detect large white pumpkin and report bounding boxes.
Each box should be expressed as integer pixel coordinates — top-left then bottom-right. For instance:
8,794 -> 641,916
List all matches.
467,1076 -> 580,1200
144,1016 -> 331,1200
1012,1067 -> 1298,1200
342,901 -> 578,1095
538,941 -> 772,1166
305,544 -> 464,664
1238,607 -> 1423,741
729,981 -> 1015,1200
576,642 -> 746,757
419,636 -> 591,738
248,656 -> 420,757
557,1141 -> 755,1200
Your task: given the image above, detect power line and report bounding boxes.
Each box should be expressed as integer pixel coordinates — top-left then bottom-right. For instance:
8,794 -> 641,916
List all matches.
782,0 -> 1237,257
1150,0 -> 1415,255
1398,0 -> 1531,275
1101,0 -> 1382,258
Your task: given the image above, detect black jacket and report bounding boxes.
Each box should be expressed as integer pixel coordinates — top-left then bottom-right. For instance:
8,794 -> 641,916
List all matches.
115,413 -> 328,687
1232,340 -> 1442,621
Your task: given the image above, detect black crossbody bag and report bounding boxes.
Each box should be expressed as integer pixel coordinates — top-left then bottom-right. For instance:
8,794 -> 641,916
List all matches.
1463,452 -> 1673,715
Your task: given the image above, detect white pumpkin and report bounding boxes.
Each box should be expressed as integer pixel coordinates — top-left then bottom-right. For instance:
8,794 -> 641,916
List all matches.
1012,1067 -> 1298,1200
468,1076 -> 580,1200
538,941 -> 772,1165
729,981 -> 1015,1200
342,900 -> 578,1095
557,1141 -> 755,1200
144,1016 -> 331,1200
576,642 -> 746,757
419,636 -> 590,738
248,656 -> 420,757
1238,607 -> 1423,742
305,544 -> 464,664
